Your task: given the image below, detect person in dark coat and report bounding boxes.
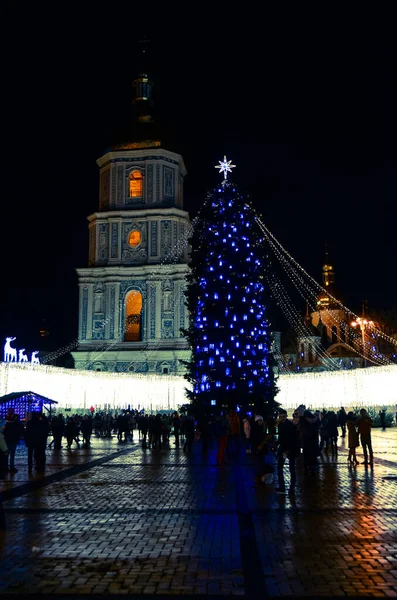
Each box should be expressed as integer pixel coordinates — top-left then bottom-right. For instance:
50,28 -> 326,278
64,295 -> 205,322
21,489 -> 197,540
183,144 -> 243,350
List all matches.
50,415 -> 64,449
4,413 -> 23,474
81,415 -> 93,447
299,410 -> 320,472
275,410 -> 299,494
65,417 -> 77,449
251,415 -> 270,481
327,411 -> 339,456
379,409 -> 386,431
183,416 -> 195,454
338,407 -> 347,438
172,412 -> 181,448
25,412 -> 50,473
346,411 -> 360,466
140,415 -> 149,449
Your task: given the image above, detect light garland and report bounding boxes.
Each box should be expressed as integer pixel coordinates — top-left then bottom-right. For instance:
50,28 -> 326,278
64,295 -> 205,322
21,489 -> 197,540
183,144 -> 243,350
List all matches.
255,214 -> 397,349
254,215 -> 393,367
1,361 -> 397,412
264,266 -> 341,371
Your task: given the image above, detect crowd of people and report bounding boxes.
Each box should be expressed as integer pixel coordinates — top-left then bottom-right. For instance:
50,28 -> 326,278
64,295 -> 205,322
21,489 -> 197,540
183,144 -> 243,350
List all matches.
0,404 -> 382,493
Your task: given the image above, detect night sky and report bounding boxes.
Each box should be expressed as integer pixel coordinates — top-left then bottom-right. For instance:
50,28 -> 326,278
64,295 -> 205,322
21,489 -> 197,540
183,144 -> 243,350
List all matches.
1,9 -> 396,358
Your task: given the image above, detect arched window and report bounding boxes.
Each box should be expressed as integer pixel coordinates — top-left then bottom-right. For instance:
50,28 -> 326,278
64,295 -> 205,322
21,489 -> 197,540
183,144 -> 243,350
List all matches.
129,170 -> 143,198
340,321 -> 346,342
128,230 -> 141,247
124,291 -> 143,342
332,325 -> 337,344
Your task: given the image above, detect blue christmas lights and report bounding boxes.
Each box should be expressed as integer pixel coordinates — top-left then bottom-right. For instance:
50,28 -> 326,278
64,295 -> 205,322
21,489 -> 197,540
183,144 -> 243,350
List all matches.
186,179 -> 275,402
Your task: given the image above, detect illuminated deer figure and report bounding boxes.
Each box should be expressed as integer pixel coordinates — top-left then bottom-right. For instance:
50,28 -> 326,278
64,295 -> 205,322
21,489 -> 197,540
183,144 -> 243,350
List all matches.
4,337 -> 17,362
31,351 -> 40,365
19,349 -> 28,362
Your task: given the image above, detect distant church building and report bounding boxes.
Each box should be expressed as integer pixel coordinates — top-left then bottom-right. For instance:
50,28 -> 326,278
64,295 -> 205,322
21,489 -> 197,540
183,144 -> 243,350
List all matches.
72,57 -> 190,374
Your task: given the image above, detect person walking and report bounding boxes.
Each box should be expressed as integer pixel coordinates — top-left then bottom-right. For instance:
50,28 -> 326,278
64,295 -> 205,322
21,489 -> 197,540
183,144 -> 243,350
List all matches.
346,411 -> 360,466
357,408 -> 374,466
50,415 -> 64,450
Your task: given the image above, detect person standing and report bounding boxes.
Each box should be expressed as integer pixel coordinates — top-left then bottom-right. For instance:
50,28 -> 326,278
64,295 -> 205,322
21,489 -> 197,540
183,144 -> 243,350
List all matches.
243,416 -> 251,454
299,410 -> 320,473
4,413 -> 23,474
183,416 -> 195,454
338,407 -> 347,438
274,410 -> 299,494
81,415 -> 93,447
0,420 -> 8,479
172,412 -> 181,448
140,415 -> 149,449
226,409 -> 241,457
346,411 -> 360,466
24,413 -> 37,473
327,411 -> 339,456
379,409 -> 386,431
357,408 -> 374,466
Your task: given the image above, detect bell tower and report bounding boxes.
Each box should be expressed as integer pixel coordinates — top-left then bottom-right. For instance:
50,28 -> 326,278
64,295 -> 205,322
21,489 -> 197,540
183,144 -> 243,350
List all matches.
72,43 -> 191,375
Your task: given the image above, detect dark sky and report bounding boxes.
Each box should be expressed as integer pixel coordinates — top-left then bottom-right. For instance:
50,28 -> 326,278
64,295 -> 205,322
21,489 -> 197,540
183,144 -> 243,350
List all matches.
1,8 -> 396,355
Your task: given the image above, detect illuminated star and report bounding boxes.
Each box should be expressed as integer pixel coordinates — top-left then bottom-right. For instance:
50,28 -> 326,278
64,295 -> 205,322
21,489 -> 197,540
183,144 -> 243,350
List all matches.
215,155 -> 236,180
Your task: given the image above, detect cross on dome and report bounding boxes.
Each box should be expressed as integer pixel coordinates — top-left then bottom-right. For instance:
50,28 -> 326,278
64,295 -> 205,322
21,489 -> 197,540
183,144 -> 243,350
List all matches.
215,155 -> 236,180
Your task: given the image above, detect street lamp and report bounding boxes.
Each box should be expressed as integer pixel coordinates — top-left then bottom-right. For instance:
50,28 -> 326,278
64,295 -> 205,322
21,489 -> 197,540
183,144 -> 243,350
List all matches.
351,317 -> 374,367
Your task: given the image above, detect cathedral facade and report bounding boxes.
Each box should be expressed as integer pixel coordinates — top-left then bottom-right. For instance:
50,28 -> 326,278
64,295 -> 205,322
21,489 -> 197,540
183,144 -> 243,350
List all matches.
72,68 -> 191,374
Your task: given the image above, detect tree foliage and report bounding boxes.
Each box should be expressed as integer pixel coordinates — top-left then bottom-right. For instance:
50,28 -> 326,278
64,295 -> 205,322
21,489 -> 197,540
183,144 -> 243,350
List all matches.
181,179 -> 279,414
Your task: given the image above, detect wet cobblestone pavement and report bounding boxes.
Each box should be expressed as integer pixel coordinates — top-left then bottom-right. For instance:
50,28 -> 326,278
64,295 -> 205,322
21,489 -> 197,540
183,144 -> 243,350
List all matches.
1,429 -> 397,597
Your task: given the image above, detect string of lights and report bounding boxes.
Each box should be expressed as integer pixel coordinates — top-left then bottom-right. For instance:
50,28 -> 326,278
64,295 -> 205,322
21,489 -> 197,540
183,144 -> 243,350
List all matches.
255,215 -> 393,367
264,265 -> 340,371
255,214 -> 397,349
258,220 -> 391,367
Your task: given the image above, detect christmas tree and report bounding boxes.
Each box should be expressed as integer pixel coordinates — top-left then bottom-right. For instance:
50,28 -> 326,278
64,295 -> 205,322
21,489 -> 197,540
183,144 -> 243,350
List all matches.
182,157 -> 278,415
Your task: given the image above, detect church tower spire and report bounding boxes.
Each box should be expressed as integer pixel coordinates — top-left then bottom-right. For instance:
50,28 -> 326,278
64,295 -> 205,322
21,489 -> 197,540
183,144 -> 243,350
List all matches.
133,37 -> 154,123
317,243 -> 337,309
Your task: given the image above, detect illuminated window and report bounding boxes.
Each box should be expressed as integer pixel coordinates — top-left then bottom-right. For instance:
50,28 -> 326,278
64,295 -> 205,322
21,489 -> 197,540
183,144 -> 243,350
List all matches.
129,170 -> 143,197
128,230 -> 141,247
124,291 -> 142,342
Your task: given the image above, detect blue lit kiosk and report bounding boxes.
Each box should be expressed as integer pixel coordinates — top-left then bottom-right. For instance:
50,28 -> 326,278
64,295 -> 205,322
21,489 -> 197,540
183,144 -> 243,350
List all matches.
0,391 -> 58,420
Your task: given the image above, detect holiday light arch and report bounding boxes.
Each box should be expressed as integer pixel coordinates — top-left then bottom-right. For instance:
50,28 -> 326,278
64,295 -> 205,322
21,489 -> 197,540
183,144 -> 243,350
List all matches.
0,361 -> 396,412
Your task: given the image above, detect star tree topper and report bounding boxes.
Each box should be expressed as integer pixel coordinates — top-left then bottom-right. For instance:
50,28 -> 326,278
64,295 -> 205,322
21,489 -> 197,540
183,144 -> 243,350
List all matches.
215,155 -> 236,180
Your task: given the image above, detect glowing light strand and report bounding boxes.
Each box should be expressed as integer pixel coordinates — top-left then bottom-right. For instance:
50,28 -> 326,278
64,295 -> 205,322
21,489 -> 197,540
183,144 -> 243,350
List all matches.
255,215 -> 392,367
254,214 -> 397,349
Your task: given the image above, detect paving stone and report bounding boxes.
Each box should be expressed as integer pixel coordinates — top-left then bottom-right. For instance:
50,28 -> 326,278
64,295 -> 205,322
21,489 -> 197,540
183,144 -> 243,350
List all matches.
1,429 -> 397,596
